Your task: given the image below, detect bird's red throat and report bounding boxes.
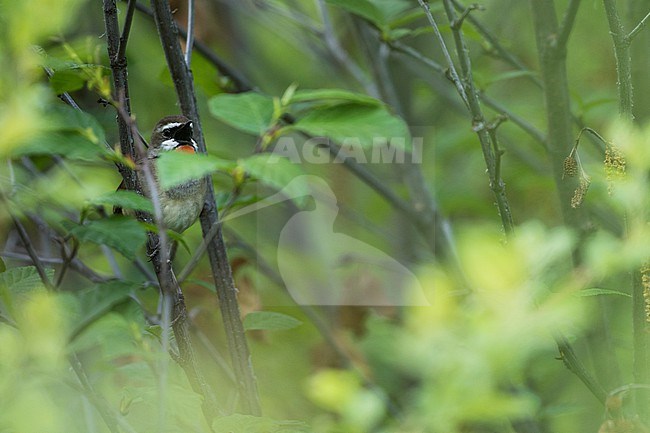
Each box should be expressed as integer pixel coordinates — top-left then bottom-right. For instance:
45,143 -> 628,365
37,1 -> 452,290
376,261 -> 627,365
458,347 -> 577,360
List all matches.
175,145 -> 196,153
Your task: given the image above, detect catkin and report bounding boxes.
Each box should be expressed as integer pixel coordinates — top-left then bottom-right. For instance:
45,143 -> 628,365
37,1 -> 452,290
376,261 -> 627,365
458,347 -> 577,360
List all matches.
642,264 -> 650,324
604,145 -> 626,194
563,155 -> 578,178
571,176 -> 590,208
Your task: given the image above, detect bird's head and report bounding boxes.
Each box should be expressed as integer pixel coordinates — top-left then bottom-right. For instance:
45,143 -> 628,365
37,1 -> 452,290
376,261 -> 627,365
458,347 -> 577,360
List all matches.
150,115 -> 198,155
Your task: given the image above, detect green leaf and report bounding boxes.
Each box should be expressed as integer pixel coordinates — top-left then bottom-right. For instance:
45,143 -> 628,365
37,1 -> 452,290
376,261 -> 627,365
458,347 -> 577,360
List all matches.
49,69 -> 85,93
208,92 -> 275,135
15,105 -> 108,160
156,152 -> 235,190
191,53 -> 225,96
90,190 -> 153,214
244,311 -> 303,331
0,266 -> 54,295
237,154 -> 310,206
326,0 -> 411,28
292,103 -> 411,149
0,266 -> 54,319
69,280 -> 137,341
16,132 -> 105,161
66,216 -> 147,260
212,414 -> 310,433
49,104 -> 107,144
385,28 -> 414,41
577,288 -> 631,298
289,89 -> 381,106
326,0 -> 382,26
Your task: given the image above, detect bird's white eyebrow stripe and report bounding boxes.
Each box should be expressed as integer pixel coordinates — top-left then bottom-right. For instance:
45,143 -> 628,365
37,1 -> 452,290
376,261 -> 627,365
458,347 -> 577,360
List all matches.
159,122 -> 184,131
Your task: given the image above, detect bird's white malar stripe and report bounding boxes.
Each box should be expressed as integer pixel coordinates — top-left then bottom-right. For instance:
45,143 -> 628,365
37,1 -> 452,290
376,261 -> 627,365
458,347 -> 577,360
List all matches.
161,139 -> 179,151
191,139 -> 198,151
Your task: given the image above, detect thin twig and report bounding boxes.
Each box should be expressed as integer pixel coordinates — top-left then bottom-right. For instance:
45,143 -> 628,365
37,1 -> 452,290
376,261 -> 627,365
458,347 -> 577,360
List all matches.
4,206 -> 54,290
315,0 -> 380,97
68,353 -> 138,433
0,251 -> 110,283
626,10 -> 650,43
55,239 -> 80,287
556,0 -> 582,51
437,0 -> 515,233
390,41 -> 547,148
117,0 -> 137,62
132,1 -> 254,92
184,0 -> 195,65
417,0 -> 468,106
479,92 -> 547,147
449,0 -> 543,89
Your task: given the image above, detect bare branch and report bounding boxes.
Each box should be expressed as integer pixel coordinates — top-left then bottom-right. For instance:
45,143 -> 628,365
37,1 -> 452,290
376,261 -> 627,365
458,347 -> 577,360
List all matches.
315,0 -> 380,97
2,207 -> 54,290
184,0 -> 195,65
602,0 -> 634,117
434,0 -> 515,233
416,0 -> 469,106
450,0 -> 542,88
556,0 -> 582,51
626,10 -> 650,43
148,0 -> 261,415
104,0 -> 223,421
132,1 -> 254,92
117,0 -> 137,62
55,239 -> 80,287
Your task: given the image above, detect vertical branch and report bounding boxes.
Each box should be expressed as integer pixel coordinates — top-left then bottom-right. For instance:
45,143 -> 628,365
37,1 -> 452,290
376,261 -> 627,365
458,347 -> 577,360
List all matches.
148,0 -> 261,415
417,0 -> 468,106
102,0 -> 137,190
103,0 -> 221,422
602,0 -> 634,118
603,0 -> 650,418
530,0 -> 609,403
421,0 -> 515,234
529,0 -> 586,238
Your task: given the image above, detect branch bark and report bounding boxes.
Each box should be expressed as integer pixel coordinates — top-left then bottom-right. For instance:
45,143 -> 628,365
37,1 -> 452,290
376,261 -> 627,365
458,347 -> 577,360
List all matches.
102,0 -> 222,422
420,0 -> 514,234
530,0 -> 608,404
602,0 -> 634,118
148,0 -> 261,416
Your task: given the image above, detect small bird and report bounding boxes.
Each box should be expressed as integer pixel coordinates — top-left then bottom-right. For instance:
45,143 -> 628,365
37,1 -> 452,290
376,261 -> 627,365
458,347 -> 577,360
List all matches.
116,115 -> 207,236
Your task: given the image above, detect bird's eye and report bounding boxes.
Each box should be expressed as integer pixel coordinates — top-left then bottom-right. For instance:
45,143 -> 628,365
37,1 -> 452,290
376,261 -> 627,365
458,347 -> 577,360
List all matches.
162,129 -> 173,139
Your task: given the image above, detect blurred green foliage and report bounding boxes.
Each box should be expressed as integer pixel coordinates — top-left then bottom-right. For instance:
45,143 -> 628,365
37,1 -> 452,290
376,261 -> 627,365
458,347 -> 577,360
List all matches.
1,0 -> 650,432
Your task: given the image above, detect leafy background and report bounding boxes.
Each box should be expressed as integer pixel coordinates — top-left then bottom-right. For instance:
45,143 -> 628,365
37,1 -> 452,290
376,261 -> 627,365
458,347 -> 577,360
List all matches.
1,0 -> 650,432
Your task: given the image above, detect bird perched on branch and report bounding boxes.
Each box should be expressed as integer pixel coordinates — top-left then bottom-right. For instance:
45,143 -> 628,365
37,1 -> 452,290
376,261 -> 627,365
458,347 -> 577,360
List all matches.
115,115 -> 206,236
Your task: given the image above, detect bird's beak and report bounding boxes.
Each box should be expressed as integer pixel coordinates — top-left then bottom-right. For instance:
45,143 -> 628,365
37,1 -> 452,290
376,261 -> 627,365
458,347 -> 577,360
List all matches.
173,121 -> 193,142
